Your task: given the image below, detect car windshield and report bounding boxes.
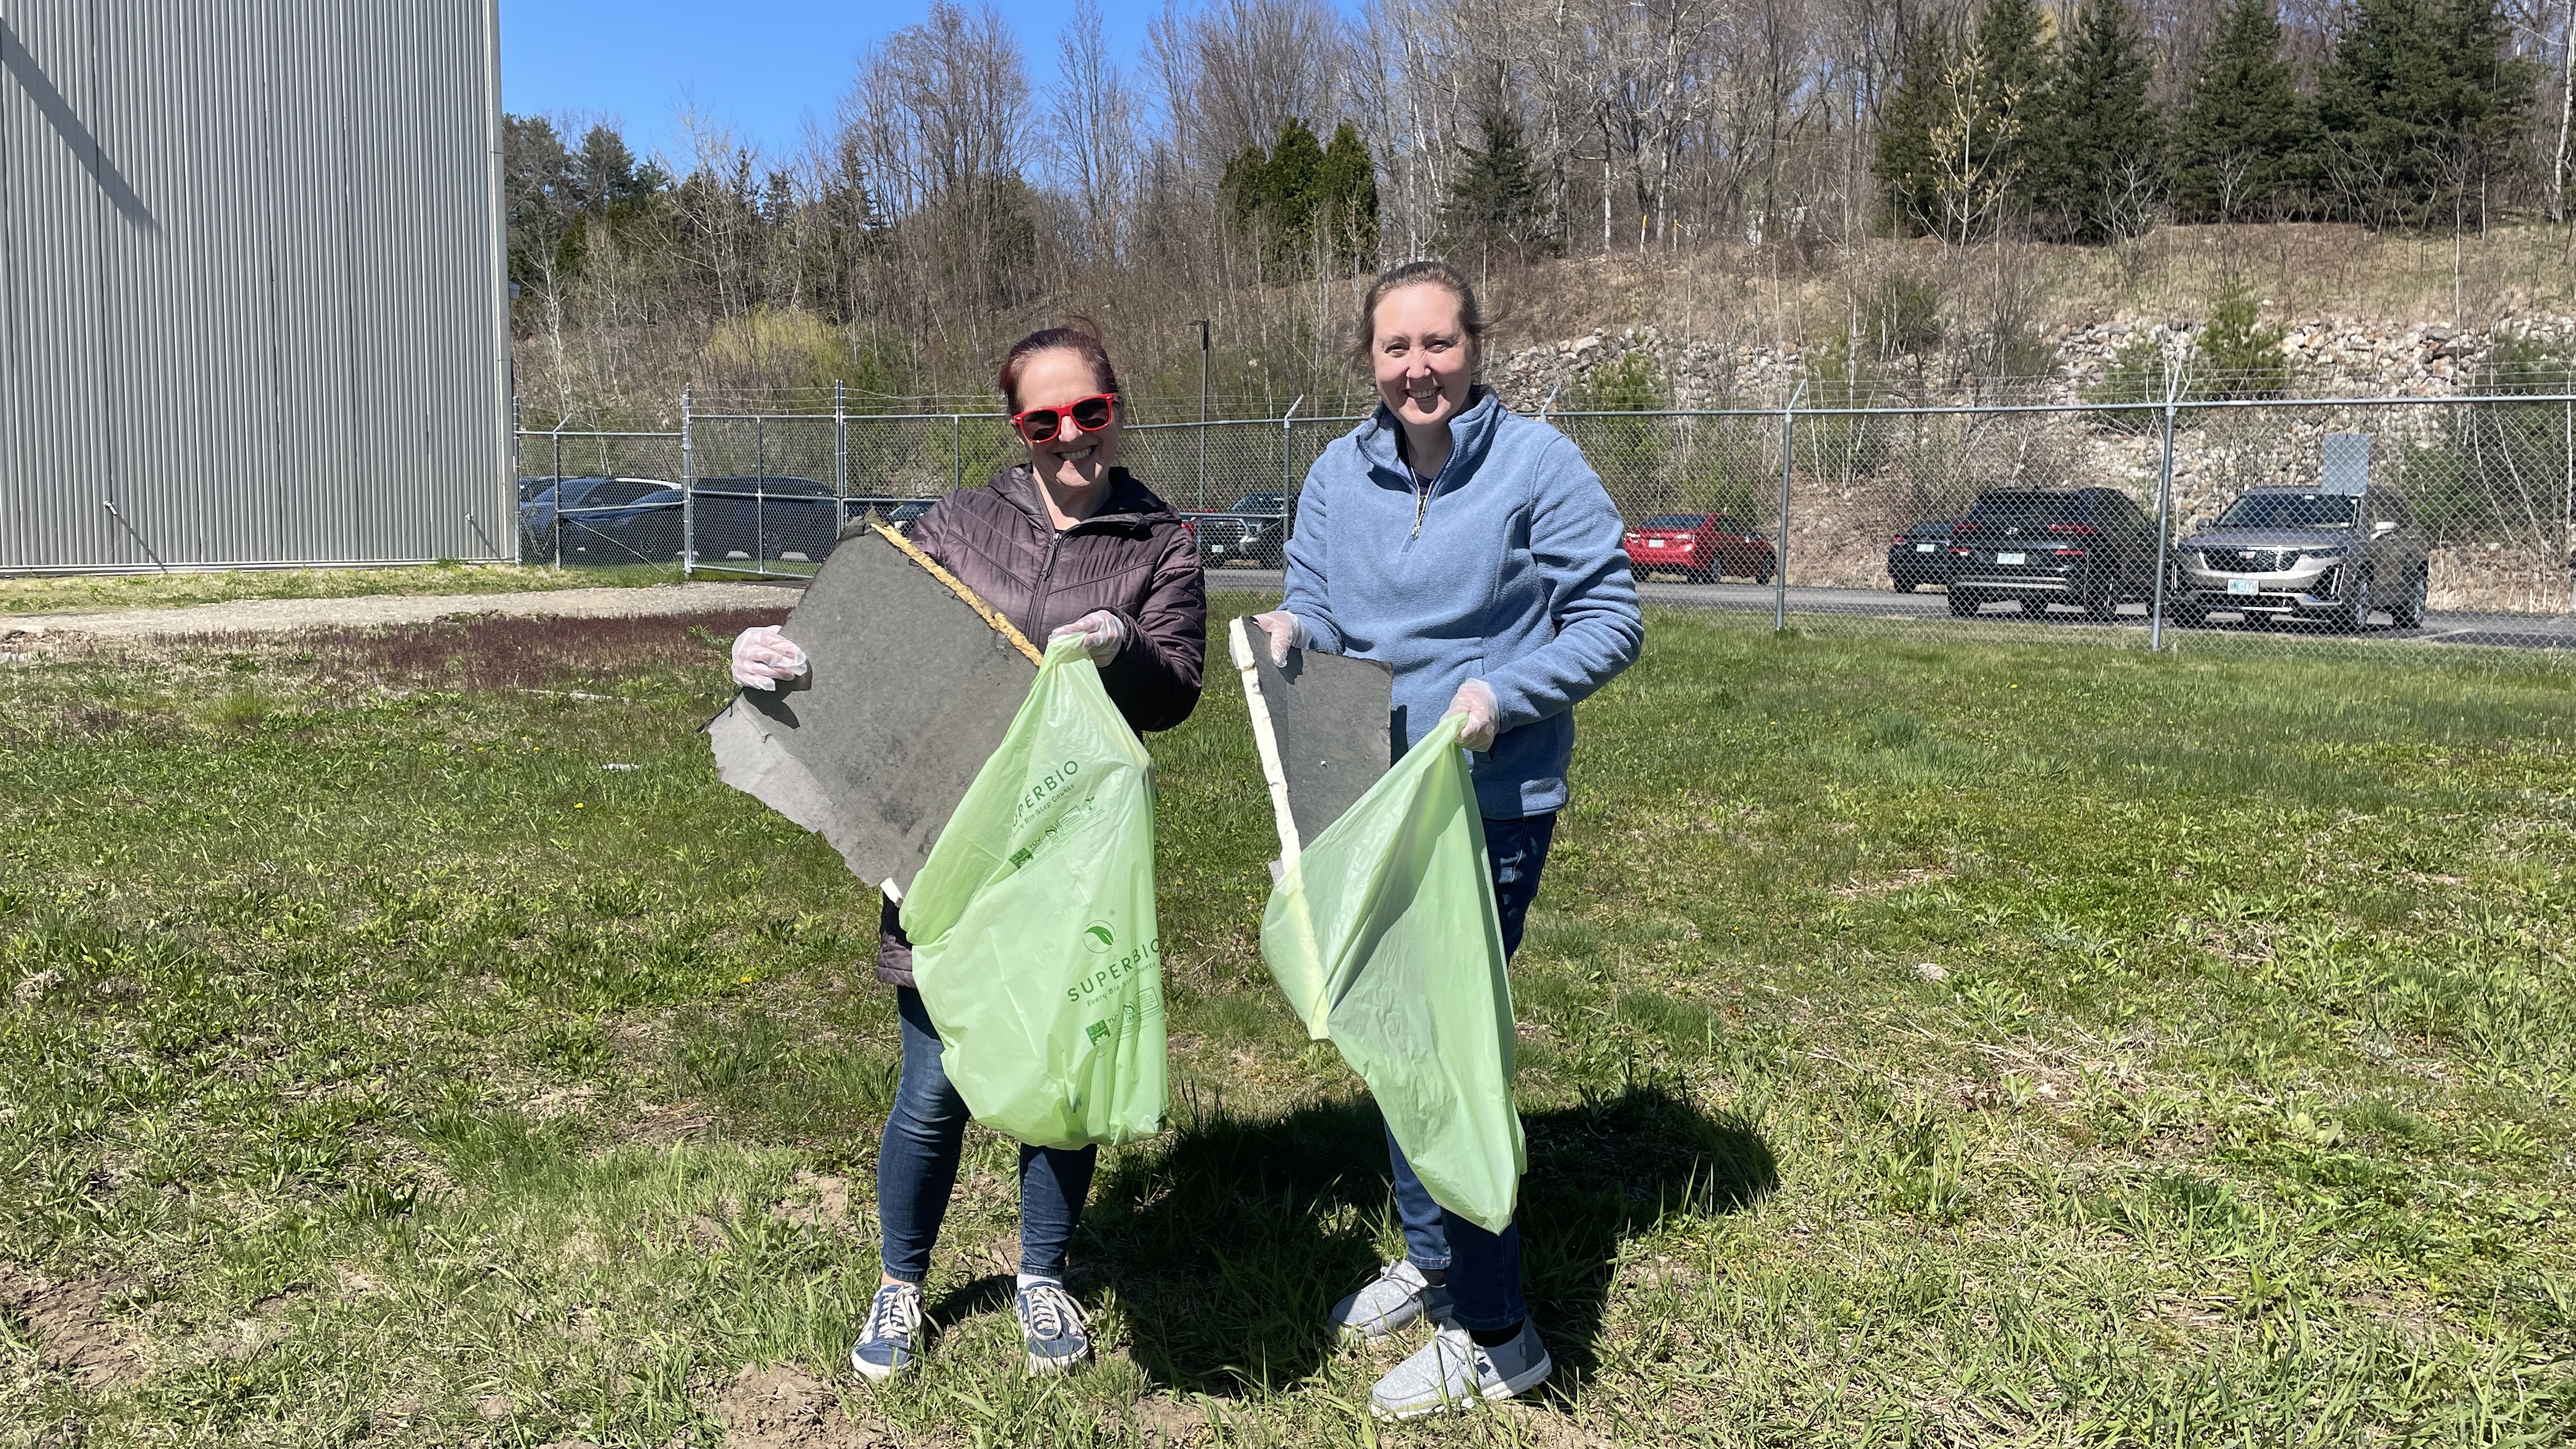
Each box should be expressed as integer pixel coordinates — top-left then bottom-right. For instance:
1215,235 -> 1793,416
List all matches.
1639,514 -> 1706,530
2216,493 -> 2357,530
1229,493 -> 1284,512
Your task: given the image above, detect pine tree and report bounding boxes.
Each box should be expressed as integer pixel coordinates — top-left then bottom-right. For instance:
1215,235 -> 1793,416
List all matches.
2169,0 -> 2309,222
574,125 -> 641,217
1440,107 -> 1550,263
1873,22 -> 1953,235
2035,1 -> 2163,241
1317,122 -> 1381,268
1223,119 -> 1377,274
2313,0 -> 2534,229
1963,0 -> 2053,213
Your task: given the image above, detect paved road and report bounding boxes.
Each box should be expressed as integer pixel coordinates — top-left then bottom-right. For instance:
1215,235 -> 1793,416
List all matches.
1200,567 -> 2576,652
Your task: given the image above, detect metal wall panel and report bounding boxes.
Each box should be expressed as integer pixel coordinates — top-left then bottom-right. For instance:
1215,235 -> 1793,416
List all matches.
1,0 -> 508,571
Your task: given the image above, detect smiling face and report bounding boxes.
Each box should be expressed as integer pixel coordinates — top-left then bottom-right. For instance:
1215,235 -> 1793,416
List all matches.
1369,282 -> 1476,439
1015,347 -> 1121,491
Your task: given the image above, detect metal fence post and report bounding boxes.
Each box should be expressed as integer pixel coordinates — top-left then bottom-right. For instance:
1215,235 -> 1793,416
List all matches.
1775,382 -> 1802,632
2149,378 -> 2181,651
834,380 -> 848,532
1281,395 -> 1303,501
550,420 -> 565,570
953,415 -> 964,493
681,389 -> 695,581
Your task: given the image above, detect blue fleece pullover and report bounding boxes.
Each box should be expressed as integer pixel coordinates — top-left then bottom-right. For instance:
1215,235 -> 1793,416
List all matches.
1281,388 -> 1643,818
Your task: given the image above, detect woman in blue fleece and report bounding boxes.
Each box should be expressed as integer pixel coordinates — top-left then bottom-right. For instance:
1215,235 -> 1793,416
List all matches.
1249,259 -> 1642,1419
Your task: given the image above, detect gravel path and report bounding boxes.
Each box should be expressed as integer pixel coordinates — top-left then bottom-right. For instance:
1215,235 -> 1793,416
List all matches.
0,581 -> 806,643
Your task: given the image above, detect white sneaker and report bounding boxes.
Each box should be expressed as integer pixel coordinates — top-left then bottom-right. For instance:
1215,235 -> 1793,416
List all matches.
1327,1259 -> 1452,1343
1368,1320 -> 1552,1420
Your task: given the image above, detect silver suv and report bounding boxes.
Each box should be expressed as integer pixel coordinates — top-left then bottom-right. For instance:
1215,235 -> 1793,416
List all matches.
2174,487 -> 2431,630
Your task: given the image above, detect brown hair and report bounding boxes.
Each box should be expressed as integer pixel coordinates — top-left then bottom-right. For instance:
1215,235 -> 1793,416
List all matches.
997,318 -> 1123,414
1351,259 -> 1489,369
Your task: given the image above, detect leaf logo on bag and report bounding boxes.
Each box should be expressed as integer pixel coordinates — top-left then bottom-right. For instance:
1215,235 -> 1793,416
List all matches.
903,638 -> 1169,1149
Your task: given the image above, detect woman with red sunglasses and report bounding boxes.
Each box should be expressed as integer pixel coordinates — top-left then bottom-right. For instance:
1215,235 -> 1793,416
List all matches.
730,319 -> 1204,1383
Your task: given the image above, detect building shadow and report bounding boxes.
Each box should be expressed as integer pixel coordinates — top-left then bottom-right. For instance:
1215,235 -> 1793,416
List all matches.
1078,1081 -> 1775,1395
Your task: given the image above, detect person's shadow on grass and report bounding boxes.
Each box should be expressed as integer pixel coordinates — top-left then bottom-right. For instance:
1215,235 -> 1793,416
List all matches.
1078,1081 -> 1775,1397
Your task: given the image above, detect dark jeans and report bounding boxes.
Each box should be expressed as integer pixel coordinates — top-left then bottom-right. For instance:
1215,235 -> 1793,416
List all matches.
1386,810 -> 1554,1332
877,984 -> 1097,1284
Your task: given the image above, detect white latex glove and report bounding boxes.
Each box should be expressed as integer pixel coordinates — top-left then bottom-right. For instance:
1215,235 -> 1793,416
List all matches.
1447,678 -> 1501,751
1250,610 -> 1311,666
1049,609 -> 1128,666
730,624 -> 808,691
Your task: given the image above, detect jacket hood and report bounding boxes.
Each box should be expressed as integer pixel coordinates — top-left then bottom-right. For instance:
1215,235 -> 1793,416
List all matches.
988,464 -> 1180,530
1353,387 -> 1507,489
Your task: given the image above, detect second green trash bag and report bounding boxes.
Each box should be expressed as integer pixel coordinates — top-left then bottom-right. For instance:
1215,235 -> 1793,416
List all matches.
901,637 -> 1167,1149
1260,713 -> 1525,1234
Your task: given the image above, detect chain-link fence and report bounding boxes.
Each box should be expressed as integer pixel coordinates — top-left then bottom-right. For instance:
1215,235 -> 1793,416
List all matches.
512,387 -> 2576,655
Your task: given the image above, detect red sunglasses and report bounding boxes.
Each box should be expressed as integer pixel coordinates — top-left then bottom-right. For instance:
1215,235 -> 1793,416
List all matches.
1011,392 -> 1118,443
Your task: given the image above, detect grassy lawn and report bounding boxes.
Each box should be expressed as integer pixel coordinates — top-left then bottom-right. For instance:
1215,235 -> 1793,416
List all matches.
4,595 -> 2573,1446
0,564 -> 693,618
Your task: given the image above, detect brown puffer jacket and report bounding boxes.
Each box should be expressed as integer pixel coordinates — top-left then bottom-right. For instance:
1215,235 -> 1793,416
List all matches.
875,463 -> 1206,986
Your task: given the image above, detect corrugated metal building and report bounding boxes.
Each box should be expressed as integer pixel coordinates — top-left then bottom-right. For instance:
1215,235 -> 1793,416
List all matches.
2,1 -> 510,572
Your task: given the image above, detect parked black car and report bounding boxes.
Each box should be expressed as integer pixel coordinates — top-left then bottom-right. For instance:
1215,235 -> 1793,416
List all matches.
519,476 -> 684,565
1195,491 -> 1289,567
1887,518 -> 1958,592
691,475 -> 839,564
1945,487 -> 2161,619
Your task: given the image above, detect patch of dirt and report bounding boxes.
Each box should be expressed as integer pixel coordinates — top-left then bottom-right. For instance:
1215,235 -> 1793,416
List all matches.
1,582 -> 797,644
709,1363 -> 891,1448
627,1100 -> 716,1145
0,1264 -> 139,1384
771,1171 -> 855,1230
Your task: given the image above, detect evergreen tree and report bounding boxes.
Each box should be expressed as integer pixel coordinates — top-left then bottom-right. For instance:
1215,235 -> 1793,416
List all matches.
2313,0 -> 2534,229
1317,121 -> 1381,267
1439,107 -> 1550,263
1959,0 -> 2053,218
1223,119 -> 1377,273
2034,1 -> 2163,241
2168,0 -> 2310,222
1873,22 -> 1952,235
574,125 -> 640,216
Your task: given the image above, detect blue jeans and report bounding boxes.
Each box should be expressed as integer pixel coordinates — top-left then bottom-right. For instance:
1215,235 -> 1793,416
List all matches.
1386,811 -> 1554,1332
877,985 -> 1096,1284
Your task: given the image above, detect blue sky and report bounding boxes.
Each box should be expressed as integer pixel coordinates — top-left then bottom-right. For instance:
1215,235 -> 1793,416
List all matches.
498,0 -> 1353,164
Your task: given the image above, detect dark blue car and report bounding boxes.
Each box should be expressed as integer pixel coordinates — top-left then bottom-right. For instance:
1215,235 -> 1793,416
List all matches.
519,476 -> 684,565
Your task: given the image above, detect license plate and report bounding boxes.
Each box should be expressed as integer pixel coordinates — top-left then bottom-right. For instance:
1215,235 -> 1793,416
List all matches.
2227,578 -> 2258,595
1915,543 -> 1936,553
1997,551 -> 2025,565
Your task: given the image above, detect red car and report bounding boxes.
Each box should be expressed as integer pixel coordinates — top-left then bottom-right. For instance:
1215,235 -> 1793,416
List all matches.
1623,513 -> 1776,584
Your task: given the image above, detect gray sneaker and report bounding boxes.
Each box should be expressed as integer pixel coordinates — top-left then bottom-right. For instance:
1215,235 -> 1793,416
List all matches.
1014,1280 -> 1091,1375
1328,1260 -> 1451,1343
1368,1320 -> 1552,1420
850,1281 -> 926,1383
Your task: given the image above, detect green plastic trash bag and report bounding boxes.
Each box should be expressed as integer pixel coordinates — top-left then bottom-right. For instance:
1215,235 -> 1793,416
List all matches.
901,636 -> 1167,1149
1261,712 -> 1524,1234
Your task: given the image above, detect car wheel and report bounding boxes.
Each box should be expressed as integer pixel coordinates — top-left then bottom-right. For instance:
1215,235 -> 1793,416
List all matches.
1754,564 -> 1775,586
1947,590 -> 1981,618
2392,568 -> 2428,628
1891,575 -> 1917,594
2342,571 -> 2373,632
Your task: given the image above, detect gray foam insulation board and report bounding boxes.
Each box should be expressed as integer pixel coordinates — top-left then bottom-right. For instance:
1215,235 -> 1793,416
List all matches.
1227,616 -> 1397,862
705,527 -> 1038,894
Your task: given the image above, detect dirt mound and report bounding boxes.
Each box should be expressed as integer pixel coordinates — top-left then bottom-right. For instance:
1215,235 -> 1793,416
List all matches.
1,1263 -> 138,1384
710,1363 -> 887,1448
